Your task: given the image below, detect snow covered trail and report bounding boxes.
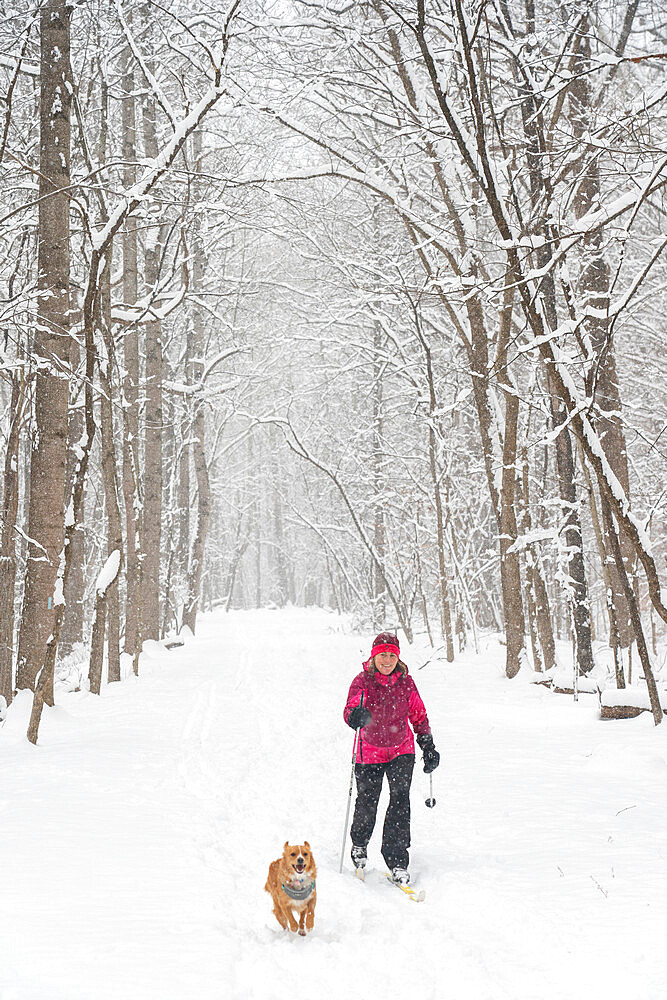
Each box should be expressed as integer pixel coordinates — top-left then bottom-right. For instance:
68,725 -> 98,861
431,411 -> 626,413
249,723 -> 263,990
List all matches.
3,608 -> 667,1000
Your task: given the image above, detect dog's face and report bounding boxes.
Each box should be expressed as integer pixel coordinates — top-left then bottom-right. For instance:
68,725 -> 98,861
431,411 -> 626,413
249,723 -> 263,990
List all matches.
282,842 -> 314,876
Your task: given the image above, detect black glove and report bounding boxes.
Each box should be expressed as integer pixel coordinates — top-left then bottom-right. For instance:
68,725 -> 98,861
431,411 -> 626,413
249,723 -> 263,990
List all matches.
417,733 -> 440,773
347,705 -> 371,729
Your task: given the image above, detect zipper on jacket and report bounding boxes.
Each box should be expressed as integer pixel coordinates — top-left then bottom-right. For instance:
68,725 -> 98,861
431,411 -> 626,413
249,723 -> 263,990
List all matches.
359,691 -> 365,763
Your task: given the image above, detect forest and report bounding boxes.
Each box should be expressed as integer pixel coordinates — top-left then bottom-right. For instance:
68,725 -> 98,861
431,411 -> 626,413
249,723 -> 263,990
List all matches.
1,0 -> 666,740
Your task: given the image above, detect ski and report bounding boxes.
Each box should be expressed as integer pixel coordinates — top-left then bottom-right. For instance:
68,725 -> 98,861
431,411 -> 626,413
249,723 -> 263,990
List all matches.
384,873 -> 425,902
351,866 -> 425,902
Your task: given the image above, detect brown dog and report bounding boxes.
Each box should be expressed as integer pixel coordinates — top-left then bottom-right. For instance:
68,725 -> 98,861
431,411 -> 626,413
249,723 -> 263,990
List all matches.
265,842 -> 317,936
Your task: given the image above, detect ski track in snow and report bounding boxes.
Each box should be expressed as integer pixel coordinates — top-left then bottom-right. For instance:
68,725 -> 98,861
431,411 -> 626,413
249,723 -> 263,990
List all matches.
2,607 -> 667,1000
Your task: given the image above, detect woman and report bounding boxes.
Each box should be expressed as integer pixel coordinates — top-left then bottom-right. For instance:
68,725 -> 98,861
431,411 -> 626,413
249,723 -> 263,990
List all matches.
343,631 -> 440,885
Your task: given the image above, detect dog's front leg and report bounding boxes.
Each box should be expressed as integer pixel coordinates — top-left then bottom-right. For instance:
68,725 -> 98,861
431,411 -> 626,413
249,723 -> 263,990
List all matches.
305,901 -> 314,932
286,906 -> 299,933
272,902 -> 289,931
297,909 -> 307,936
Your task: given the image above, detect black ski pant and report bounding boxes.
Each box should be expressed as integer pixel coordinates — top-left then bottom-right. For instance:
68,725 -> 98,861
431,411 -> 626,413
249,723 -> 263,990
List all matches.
350,753 -> 414,871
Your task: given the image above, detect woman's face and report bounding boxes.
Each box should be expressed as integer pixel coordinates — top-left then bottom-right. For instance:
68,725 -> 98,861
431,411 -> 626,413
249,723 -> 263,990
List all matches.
375,651 -> 398,675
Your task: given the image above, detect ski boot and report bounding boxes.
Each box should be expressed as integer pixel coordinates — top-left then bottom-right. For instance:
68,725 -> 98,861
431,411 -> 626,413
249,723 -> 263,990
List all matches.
351,845 -> 367,870
391,867 -> 410,886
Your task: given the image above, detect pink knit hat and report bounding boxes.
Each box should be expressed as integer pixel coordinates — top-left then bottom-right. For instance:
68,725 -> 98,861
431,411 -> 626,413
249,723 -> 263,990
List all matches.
370,631 -> 400,659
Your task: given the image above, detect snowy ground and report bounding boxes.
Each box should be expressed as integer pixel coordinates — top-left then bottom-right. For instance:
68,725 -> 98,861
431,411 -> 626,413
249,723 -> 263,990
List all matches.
3,608 -> 667,1000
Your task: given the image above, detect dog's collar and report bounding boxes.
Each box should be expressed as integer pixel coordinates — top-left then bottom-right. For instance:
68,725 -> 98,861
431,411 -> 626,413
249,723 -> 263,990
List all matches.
281,880 -> 315,901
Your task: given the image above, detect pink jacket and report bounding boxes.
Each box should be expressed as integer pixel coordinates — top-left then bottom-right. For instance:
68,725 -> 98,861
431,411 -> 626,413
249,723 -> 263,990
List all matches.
343,661 -> 431,764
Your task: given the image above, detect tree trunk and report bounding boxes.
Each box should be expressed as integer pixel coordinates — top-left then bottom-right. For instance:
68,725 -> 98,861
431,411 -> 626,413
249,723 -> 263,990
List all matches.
412,303 -> 455,658
182,131 -> 211,634
498,392 -> 524,678
251,433 -> 262,608
513,21 -> 595,675
599,493 -> 626,690
27,249 -> 98,745
511,47 -> 594,674
60,339 -> 85,657
371,322 -> 386,628
120,30 -> 140,658
140,92 -> 163,641
546,374 -> 595,674
580,449 -> 625,687
224,521 -> 248,613
415,541 -> 435,648
521,449 -> 555,672
16,0 -> 72,694
427,425 -> 454,662
570,19 -> 636,649
88,550 -> 122,696
494,277 -> 527,679
99,250 -> 123,683
177,389 -> 191,608
0,372 -> 25,705
181,403 -> 210,633
271,427 -> 290,605
604,501 -> 662,724
88,592 -> 106,696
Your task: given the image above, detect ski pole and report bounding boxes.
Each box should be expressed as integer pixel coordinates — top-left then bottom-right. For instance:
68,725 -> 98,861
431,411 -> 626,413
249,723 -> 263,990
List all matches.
339,693 -> 364,873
